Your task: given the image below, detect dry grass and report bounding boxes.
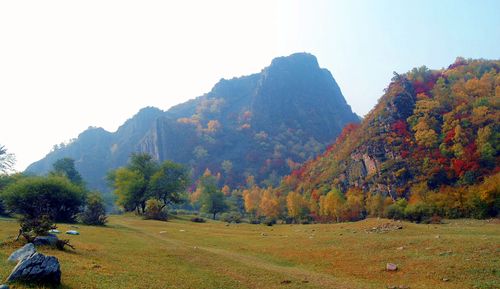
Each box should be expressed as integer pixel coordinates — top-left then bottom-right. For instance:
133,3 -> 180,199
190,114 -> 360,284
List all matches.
0,216 -> 499,289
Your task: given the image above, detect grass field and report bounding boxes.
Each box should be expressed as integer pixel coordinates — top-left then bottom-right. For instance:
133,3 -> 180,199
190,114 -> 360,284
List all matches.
0,215 -> 499,289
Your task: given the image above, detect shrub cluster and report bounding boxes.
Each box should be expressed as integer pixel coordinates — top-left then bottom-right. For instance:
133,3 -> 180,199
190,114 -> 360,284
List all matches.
190,217 -> 206,223
144,198 -> 168,221
79,193 -> 107,225
220,212 -> 242,223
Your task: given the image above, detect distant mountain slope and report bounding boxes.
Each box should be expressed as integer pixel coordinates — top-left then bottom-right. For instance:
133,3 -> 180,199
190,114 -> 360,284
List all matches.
280,58 -> 499,217
27,53 -> 359,192
26,107 -> 165,192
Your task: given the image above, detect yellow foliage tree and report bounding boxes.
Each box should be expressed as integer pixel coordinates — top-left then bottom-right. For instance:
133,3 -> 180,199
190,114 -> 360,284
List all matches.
309,198 -> 319,216
344,187 -> 364,221
259,188 -> 280,219
413,118 -> 438,148
286,192 -> 308,220
478,172 -> 500,206
242,186 -> 261,216
221,185 -> 231,196
205,120 -> 221,133
319,189 -> 345,222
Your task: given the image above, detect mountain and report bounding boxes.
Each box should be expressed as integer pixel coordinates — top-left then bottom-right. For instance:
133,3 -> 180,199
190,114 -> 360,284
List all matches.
279,58 -> 499,219
26,107 -> 165,193
26,53 -> 359,193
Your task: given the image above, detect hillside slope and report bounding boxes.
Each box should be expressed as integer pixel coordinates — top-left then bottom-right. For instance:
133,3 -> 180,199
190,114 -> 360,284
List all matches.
27,53 -> 359,192
280,58 -> 499,218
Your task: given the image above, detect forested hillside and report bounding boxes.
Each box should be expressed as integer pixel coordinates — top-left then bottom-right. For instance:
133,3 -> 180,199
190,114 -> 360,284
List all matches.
244,58 -> 499,222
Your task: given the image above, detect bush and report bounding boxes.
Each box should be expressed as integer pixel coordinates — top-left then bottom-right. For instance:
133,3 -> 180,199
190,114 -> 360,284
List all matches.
404,203 -> 432,223
144,198 -> 168,221
468,195 -> 492,219
2,176 -> 86,223
221,212 -> 242,223
263,217 -> 276,226
299,218 -> 311,225
386,199 -> 407,220
190,217 -> 206,223
249,216 -> 261,224
79,192 -> 107,225
422,214 -> 443,224
18,214 -> 56,241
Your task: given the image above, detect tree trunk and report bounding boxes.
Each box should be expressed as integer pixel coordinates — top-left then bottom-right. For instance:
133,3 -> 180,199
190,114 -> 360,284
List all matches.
213,212 -> 216,220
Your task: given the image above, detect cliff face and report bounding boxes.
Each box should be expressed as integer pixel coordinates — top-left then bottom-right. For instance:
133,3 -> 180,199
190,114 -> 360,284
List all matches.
251,53 -> 356,141
27,53 -> 359,191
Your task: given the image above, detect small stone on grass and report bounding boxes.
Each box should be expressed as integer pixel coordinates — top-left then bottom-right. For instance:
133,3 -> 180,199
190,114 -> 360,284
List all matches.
386,263 -> 398,271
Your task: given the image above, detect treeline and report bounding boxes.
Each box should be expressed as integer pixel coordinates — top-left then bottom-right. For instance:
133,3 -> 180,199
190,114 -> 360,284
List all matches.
184,171 -> 497,225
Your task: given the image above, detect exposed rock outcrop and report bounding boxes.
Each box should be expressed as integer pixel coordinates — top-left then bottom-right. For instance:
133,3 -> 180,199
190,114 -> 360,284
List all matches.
7,243 -> 36,263
7,252 -> 61,285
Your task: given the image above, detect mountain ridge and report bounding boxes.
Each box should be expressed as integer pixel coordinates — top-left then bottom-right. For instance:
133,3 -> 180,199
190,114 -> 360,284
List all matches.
26,53 -> 359,194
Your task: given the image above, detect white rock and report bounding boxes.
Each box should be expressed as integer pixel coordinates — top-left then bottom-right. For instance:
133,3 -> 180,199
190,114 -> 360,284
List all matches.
7,243 -> 36,263
386,263 -> 398,271
65,230 -> 80,235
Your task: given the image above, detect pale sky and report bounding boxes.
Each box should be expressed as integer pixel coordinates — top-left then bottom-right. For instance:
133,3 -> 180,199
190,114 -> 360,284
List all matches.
1,0 -> 499,171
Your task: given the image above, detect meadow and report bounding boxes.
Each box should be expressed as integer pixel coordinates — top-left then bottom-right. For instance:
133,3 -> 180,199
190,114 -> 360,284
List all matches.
1,215 -> 499,289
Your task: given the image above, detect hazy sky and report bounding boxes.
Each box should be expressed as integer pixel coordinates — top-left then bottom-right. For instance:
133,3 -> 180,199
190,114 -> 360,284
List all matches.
1,0 -> 499,171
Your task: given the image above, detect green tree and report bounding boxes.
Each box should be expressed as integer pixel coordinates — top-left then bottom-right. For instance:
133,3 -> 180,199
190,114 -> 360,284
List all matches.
50,157 -> 84,186
109,167 -> 147,213
2,176 -> 86,222
108,153 -> 157,213
2,176 -> 86,240
109,153 -> 189,215
149,161 -> 190,210
198,174 -> 228,220
221,160 -> 233,175
0,173 -> 26,216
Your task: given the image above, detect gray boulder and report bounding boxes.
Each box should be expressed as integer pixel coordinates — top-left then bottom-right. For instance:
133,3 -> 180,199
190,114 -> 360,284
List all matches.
7,243 -> 36,263
33,234 -> 58,247
0,284 -> 10,289
7,252 -> 61,284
